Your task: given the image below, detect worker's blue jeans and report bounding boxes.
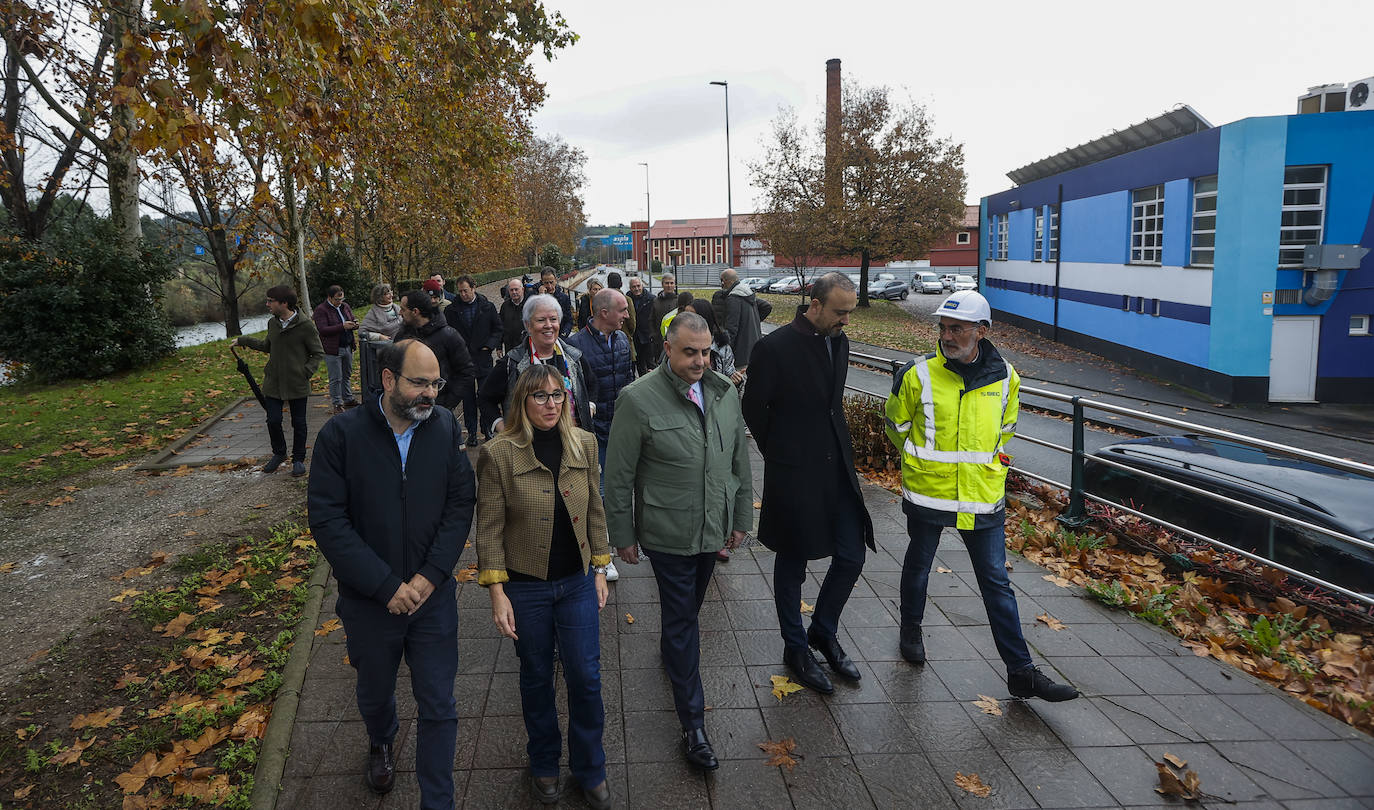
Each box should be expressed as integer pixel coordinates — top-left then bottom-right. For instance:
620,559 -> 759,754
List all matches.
900,516 -> 1034,675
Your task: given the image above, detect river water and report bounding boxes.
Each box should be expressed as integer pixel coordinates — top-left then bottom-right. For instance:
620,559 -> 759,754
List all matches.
175,315 -> 272,347
0,315 -> 273,385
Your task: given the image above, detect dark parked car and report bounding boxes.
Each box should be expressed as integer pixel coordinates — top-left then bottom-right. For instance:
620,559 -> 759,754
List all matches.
1084,435 -> 1374,595
867,279 -> 909,300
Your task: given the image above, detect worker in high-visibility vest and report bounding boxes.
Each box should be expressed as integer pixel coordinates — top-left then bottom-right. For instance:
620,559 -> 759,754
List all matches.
884,290 -> 1078,702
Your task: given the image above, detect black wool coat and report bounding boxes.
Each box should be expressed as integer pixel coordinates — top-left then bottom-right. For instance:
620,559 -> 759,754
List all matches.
741,309 -> 875,560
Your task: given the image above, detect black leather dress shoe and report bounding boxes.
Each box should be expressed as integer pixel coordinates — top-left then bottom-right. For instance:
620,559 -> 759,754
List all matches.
807,626 -> 861,681
583,779 -> 613,810
683,727 -> 719,771
783,645 -> 834,694
529,771 -> 560,804
364,742 -> 395,794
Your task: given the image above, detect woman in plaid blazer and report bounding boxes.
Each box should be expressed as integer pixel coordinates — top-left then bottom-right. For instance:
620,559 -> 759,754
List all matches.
474,364 -> 613,809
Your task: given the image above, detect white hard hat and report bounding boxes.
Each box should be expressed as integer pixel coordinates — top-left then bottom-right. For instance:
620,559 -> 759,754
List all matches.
938,290 -> 991,325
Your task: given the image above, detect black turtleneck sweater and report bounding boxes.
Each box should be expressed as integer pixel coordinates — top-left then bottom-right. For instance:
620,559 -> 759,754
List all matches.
507,425 -> 583,581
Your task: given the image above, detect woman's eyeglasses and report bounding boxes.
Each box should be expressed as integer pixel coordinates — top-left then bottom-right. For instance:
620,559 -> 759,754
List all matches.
528,390 -> 567,405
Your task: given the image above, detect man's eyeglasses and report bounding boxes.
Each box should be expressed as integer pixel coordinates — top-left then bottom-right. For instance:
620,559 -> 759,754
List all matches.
402,375 -> 446,391
528,390 -> 567,405
937,322 -> 977,336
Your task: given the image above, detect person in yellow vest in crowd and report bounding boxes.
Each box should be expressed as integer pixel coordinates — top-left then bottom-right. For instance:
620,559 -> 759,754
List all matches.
659,291 -> 695,339
883,290 -> 1078,702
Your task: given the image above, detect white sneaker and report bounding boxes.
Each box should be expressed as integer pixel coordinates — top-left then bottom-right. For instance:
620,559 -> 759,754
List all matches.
604,560 -> 620,582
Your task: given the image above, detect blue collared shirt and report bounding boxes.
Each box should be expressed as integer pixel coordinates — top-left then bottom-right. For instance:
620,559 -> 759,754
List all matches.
382,393 -> 419,469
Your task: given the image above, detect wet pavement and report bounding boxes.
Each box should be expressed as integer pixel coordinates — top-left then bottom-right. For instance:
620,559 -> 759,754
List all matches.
273,442 -> 1374,809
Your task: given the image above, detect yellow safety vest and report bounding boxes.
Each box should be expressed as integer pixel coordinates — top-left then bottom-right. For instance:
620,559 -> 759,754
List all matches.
883,347 -> 1018,530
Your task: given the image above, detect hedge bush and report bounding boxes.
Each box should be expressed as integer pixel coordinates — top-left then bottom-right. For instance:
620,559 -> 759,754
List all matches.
306,242 -> 370,309
0,221 -> 176,382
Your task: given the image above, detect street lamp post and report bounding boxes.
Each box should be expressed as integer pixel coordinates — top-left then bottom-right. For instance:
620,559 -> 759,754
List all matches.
709,80 -> 733,269
638,161 -> 652,293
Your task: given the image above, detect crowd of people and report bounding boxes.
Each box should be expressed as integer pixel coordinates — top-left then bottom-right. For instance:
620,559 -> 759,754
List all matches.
233,268 -> 1078,810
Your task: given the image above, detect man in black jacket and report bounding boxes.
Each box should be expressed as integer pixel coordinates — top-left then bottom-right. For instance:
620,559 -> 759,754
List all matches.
395,290 -> 476,434
445,275 -> 500,446
537,267 -> 574,338
742,272 -> 875,696
308,339 -> 476,810
627,276 -> 655,374
648,273 -> 679,365
499,277 -> 528,352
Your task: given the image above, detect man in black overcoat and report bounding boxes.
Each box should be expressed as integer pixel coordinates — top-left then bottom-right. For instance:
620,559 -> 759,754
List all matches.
741,272 -> 875,695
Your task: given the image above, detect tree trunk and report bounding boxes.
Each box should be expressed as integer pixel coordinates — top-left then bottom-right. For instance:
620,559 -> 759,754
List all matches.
211,228 -> 242,336
858,249 -> 871,307
105,0 -> 144,250
282,171 -> 311,311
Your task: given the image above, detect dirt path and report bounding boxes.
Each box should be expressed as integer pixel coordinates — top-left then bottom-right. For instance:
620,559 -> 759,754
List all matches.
0,464 -> 304,683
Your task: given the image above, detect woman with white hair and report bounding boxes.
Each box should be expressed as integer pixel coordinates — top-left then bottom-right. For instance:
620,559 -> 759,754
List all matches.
478,293 -> 594,437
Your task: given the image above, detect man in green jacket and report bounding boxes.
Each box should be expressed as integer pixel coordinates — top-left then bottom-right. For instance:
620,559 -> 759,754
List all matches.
234,285 -> 325,477
603,312 -> 752,773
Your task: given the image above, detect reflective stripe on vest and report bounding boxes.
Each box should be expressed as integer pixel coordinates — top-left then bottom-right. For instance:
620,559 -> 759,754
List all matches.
900,486 -> 1006,515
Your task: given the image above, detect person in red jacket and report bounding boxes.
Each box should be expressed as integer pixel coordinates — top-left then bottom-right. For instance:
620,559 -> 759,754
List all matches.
313,285 -> 360,413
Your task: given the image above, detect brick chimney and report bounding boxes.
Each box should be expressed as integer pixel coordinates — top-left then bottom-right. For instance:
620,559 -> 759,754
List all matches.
825,58 -> 841,209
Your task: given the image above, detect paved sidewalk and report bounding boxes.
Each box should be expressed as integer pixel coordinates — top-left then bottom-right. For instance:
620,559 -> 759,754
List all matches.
273,445 -> 1374,809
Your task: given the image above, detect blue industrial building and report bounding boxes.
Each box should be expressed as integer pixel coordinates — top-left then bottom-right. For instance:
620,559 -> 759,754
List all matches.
980,97 -> 1374,403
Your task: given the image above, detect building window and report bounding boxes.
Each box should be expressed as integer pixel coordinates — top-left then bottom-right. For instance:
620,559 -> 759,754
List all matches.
1033,211 -> 1044,261
956,231 -> 971,245
1280,165 -> 1327,267
1048,206 -> 1059,261
1190,175 -> 1217,267
1130,185 -> 1164,263
987,216 -> 996,258
1352,315 -> 1371,336
996,215 -> 1008,260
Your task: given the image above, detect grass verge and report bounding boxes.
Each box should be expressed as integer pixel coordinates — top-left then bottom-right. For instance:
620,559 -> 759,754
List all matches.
0,518 -> 320,808
0,330 -> 330,490
684,289 -> 935,355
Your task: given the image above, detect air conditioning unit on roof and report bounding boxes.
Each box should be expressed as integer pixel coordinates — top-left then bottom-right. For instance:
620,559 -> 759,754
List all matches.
1348,77 -> 1374,111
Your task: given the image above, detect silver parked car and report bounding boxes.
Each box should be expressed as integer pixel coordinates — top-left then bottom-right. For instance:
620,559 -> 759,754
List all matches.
913,272 -> 944,294
953,274 -> 977,291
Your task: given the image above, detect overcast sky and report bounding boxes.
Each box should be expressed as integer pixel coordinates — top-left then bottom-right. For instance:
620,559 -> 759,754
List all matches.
531,0 -> 1373,226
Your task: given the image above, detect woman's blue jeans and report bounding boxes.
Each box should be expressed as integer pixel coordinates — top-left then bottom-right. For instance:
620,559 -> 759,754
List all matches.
503,569 -> 606,789
901,514 -> 1034,675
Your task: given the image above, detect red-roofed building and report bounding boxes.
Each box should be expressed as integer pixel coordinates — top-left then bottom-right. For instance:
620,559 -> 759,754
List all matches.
927,205 -> 980,268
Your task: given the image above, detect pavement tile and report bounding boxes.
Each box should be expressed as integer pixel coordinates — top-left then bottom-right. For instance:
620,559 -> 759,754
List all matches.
920,624 -> 984,660
1211,740 -> 1345,801
1284,799 -> 1374,809
275,772 -> 381,810
698,599 -> 732,632
1029,697 -> 1134,747
1216,692 -> 1350,740
760,703 -> 849,755
1138,742 -> 1269,803
625,759 -> 711,810
484,671 -> 523,715
859,548 -> 905,572
1008,570 -> 1079,597
926,748 -> 1038,809
1020,623 -> 1099,658
457,637 -> 501,676
933,595 -> 999,626
622,710 -> 683,764
954,625 -> 1007,662
1000,747 -> 1118,807
704,758 -> 794,810
831,701 -> 922,754
725,599 -> 780,631
616,633 -> 661,670
713,573 -> 772,601
1087,696 -> 1197,744
699,630 -> 745,667
1110,655 -> 1205,694
1164,653 -> 1267,694
296,675 -> 363,722
853,752 -> 958,806
858,570 -> 907,602
782,755 -> 876,810
932,657 -> 1008,701
1071,744 -> 1164,806
835,596 -> 899,627
699,665 -> 756,710
699,707 -> 769,761
1066,622 -> 1158,656
1154,694 -> 1269,741
963,698 -> 1064,753
609,577 -> 661,604
841,624 -> 903,662
617,666 -> 675,712
868,659 -> 956,703
1283,738 -> 1374,796
810,660 -> 887,704
746,664 -> 832,709
927,571 -> 982,600
734,629 -> 784,666
306,641 -> 356,679
495,637 -> 522,672
615,602 -> 661,634
471,714 -> 532,769
1026,594 -> 1120,625
898,700 -> 995,753
1042,656 -> 1143,697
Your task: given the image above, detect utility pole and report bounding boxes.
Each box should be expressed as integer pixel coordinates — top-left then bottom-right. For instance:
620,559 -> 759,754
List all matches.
639,162 -> 652,293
